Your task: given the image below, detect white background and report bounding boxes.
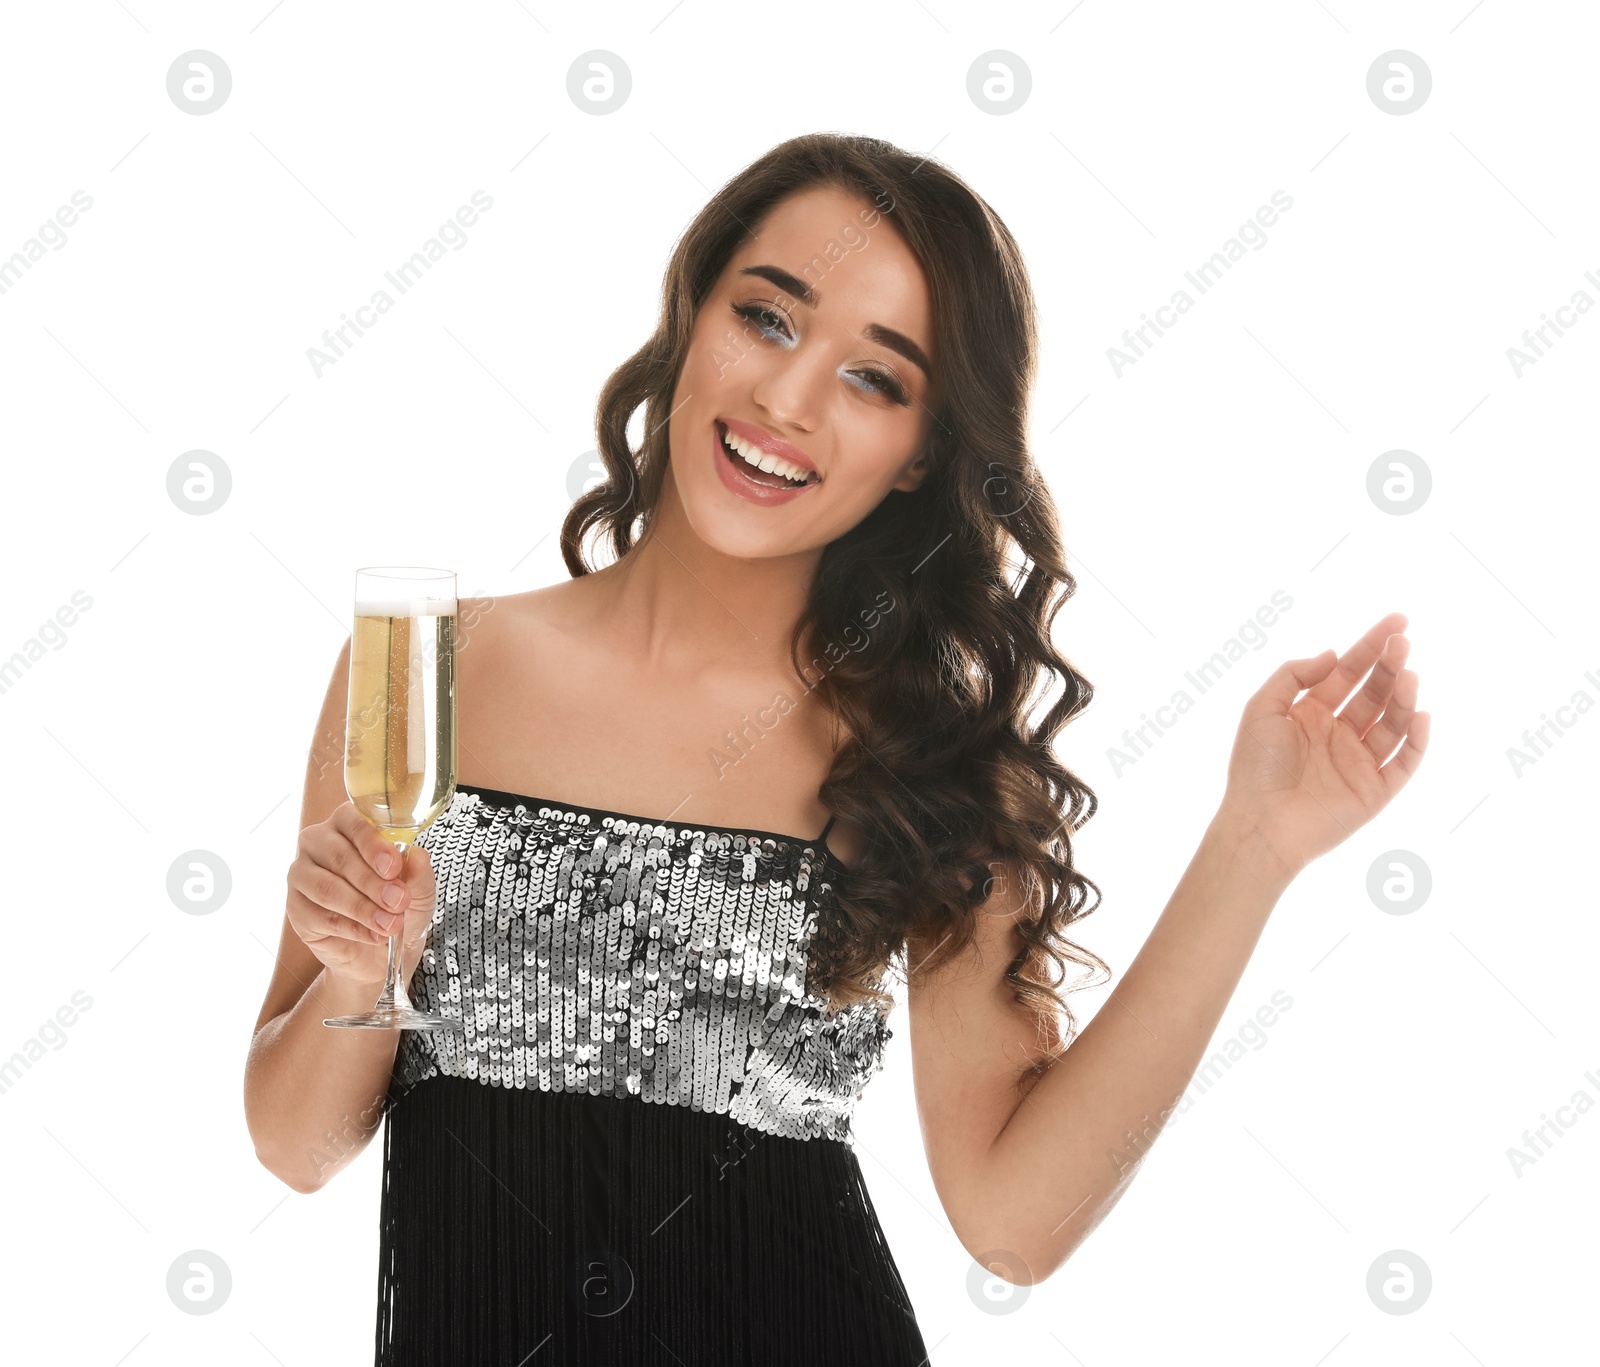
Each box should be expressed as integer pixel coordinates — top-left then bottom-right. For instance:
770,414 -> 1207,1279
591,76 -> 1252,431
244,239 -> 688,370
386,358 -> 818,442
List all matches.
0,1 -> 1594,1362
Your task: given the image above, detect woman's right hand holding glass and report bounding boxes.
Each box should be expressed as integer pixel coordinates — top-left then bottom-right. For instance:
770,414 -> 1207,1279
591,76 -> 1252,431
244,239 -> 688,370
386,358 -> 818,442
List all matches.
286,801 -> 438,990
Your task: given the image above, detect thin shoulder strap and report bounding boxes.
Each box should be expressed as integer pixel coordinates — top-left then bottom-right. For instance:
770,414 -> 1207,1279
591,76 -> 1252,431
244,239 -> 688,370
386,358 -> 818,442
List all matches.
816,812 -> 838,846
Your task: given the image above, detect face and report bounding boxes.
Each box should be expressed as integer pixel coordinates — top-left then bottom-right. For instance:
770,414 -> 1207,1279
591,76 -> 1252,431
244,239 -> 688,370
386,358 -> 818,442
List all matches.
664,183 -> 942,560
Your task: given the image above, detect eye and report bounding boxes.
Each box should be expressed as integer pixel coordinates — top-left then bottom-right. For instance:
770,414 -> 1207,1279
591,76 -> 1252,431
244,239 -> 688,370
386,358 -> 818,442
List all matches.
847,367 -> 908,404
731,301 -> 792,342
730,301 -> 912,407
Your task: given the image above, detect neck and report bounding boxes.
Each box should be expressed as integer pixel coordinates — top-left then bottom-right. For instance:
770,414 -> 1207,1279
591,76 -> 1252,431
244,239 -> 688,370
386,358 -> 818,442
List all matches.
587,465 -> 822,681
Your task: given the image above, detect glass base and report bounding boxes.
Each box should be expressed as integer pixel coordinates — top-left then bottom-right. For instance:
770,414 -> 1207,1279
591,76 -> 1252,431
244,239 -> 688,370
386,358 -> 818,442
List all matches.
323,1005 -> 465,1031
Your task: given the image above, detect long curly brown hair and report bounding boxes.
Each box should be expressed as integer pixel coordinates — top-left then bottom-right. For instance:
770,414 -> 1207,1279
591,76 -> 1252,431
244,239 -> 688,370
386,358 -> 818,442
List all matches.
560,132 -> 1108,1085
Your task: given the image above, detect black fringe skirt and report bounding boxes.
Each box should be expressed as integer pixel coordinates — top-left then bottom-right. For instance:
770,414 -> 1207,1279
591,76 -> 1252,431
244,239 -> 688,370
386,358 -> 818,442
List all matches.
374,1073 -> 931,1364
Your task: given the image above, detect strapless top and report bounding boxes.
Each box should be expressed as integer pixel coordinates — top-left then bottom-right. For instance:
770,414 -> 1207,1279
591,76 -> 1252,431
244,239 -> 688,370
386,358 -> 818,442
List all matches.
392,782 -> 894,1143
374,783 -> 928,1365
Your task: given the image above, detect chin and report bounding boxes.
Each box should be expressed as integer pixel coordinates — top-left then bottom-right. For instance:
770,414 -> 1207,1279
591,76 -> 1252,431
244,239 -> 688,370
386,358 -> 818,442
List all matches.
683,502 -> 812,562
664,457 -> 812,562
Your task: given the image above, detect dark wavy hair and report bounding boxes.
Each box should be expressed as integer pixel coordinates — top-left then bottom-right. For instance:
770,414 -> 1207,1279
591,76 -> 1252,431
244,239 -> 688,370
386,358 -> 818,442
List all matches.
560,132 -> 1108,1087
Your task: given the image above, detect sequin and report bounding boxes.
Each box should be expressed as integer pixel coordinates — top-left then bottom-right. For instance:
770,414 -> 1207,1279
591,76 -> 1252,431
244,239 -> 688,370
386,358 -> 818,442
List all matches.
393,786 -> 893,1144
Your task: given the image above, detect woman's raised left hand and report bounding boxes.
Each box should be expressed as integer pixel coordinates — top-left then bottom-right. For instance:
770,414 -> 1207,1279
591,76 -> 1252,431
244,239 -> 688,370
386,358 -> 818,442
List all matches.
1218,611 -> 1431,881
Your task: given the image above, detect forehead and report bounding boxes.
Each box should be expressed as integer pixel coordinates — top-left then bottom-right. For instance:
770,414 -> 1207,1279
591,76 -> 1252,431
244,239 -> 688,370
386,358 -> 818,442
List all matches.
724,185 -> 935,354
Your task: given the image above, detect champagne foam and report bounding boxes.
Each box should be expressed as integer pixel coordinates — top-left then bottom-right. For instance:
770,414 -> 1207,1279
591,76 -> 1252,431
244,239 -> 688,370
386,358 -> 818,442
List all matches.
355,598 -> 458,616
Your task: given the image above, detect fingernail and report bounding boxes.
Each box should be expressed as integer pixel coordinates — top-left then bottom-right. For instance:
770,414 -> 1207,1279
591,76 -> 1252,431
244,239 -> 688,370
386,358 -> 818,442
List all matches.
378,853 -> 396,877
382,883 -> 406,909
376,910 -> 402,932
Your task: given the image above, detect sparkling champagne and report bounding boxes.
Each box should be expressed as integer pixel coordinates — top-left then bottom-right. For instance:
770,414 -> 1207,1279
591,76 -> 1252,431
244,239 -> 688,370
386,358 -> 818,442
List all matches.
346,600 -> 457,844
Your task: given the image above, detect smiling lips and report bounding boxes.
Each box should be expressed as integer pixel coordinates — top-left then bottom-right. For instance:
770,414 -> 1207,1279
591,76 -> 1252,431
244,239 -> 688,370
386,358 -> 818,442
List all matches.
718,416 -> 819,482
712,419 -> 821,507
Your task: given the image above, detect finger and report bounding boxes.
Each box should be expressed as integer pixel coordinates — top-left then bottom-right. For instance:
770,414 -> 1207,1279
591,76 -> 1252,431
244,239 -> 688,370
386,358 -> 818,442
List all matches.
402,844 -> 434,892
315,810 -> 413,920
288,886 -> 391,947
1303,612 -> 1408,713
288,854 -> 408,940
1241,649 -> 1340,725
1337,633 -> 1409,740
333,800 -> 408,880
1360,667 -> 1418,764
1379,709 -> 1430,801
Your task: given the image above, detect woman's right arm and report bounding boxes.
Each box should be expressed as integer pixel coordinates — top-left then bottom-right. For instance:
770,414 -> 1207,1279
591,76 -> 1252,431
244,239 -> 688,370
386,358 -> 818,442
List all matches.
243,637 -> 439,1195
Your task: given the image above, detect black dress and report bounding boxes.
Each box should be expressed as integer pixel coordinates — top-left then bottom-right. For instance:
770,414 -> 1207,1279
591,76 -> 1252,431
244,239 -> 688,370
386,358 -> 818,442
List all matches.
373,784 -> 931,1365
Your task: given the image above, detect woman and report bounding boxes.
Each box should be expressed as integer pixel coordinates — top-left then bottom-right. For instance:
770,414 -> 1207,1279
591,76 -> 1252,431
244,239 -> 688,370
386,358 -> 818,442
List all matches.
245,133 -> 1429,1364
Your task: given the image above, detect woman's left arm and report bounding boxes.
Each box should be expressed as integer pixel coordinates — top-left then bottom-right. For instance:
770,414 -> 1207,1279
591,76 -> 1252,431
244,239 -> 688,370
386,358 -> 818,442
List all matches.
908,613 -> 1430,1283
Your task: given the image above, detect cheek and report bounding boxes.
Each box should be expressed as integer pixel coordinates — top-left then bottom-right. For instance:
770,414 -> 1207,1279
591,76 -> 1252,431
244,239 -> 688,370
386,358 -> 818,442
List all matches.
831,455 -> 906,511
685,341 -> 738,398
672,322 -> 717,395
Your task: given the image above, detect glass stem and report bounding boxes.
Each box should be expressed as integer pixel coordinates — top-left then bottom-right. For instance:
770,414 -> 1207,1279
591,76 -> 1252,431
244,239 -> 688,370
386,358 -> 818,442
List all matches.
371,839 -> 415,1014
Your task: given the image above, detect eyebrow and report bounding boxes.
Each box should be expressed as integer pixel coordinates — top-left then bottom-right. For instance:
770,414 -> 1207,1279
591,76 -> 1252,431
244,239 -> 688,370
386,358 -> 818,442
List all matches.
738,263 -> 934,383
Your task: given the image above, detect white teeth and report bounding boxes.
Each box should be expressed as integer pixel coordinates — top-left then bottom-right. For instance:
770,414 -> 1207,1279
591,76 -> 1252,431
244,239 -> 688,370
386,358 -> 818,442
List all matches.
721,426 -> 812,484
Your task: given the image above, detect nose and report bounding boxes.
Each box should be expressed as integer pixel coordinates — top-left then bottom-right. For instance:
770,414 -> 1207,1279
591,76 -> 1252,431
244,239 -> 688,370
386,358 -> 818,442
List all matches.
748,344 -> 829,435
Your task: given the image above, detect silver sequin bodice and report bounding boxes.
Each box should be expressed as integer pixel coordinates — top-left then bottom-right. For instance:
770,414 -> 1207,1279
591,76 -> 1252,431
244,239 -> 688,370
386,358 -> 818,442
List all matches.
393,785 -> 893,1143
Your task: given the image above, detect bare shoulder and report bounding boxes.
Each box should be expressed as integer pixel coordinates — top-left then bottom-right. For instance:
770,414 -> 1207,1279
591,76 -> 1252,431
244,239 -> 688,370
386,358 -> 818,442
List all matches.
456,576 -> 595,654
461,577 -> 582,626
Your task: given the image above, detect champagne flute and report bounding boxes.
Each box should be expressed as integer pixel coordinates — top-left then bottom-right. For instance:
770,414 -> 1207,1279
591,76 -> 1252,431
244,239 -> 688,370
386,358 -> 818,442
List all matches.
324,567 -> 465,1031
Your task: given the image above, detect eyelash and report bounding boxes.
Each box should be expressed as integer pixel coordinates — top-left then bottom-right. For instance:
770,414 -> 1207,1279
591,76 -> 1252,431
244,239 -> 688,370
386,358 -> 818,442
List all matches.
730,301 -> 910,406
